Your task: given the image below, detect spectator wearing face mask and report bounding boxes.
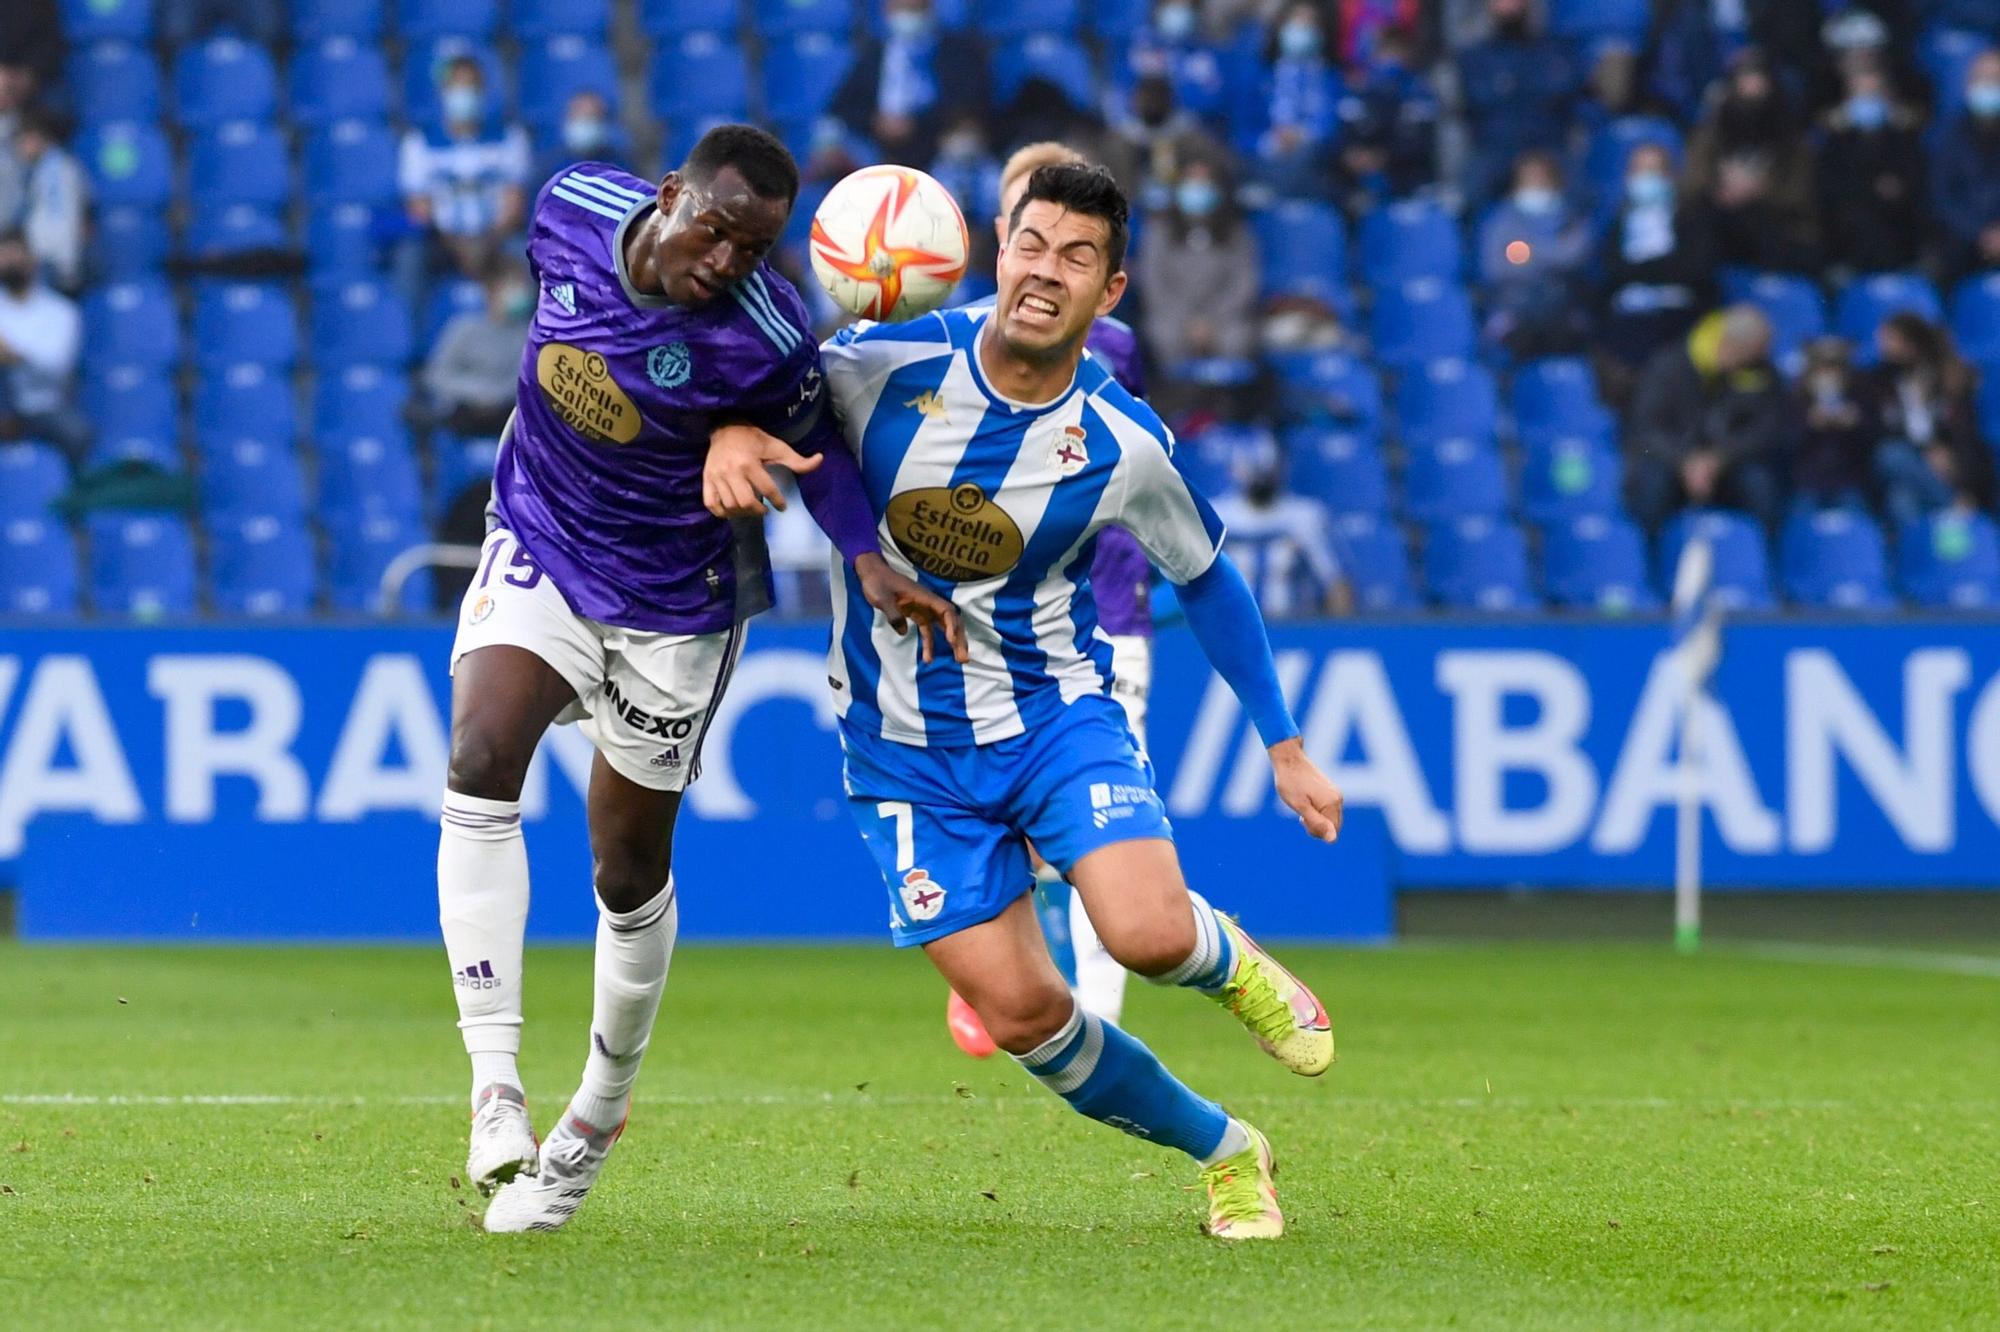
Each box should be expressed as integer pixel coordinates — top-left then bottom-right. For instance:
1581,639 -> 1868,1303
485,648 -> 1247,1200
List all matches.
396,56 -> 532,307
1933,49 -> 2000,278
1868,313 -> 1993,526
1209,442 -> 1350,618
1790,337 -> 1877,513
928,115 -> 1002,245
1334,24 -> 1438,207
1137,159 -> 1259,377
1597,142 -> 1715,381
1453,0 -> 1578,214
828,0 -> 989,168
535,90 -> 629,189
423,261 -> 534,438
1685,47 -> 1820,273
1627,305 -> 1790,531
0,228 -> 85,461
5,109 -> 84,294
1476,151 -> 1594,358
1815,65 -> 1925,274
1120,0 -> 1231,131
1256,3 -> 1343,200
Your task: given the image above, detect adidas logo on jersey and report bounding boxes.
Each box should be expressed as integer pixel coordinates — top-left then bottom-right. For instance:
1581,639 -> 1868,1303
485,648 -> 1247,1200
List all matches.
544,281 -> 576,316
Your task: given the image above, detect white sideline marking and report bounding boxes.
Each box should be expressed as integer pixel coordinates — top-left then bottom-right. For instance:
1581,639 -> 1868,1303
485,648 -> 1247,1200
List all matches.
1719,941 -> 2000,979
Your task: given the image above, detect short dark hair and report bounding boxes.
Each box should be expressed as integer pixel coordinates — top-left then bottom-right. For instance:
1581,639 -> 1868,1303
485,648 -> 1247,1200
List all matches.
1007,163 -> 1130,274
682,123 -> 800,206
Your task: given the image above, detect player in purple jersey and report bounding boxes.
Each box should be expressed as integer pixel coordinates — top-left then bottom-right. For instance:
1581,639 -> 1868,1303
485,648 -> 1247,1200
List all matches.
438,126 -> 963,1233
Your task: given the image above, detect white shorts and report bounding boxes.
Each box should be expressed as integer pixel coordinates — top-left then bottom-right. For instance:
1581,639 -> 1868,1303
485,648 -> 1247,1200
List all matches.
1106,633 -> 1152,745
449,529 -> 745,792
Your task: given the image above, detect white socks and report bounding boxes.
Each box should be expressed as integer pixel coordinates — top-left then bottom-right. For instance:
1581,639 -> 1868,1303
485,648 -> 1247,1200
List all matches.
1199,1118 -> 1254,1168
569,880 -> 678,1131
1068,891 -> 1128,1026
438,791 -> 529,1110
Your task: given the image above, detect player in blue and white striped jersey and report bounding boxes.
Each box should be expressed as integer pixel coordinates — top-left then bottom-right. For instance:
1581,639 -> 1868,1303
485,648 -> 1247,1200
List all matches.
717,164 -> 1343,1238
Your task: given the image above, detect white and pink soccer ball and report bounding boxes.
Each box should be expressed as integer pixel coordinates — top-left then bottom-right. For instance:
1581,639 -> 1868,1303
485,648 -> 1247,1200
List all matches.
808,165 -> 968,322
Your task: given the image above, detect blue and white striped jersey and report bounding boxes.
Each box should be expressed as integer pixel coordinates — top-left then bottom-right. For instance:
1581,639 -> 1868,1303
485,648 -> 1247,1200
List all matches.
822,306 -> 1226,747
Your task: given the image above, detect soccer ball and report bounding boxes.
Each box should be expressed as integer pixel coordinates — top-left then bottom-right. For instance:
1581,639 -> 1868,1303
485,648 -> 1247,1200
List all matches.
809,165 -> 969,322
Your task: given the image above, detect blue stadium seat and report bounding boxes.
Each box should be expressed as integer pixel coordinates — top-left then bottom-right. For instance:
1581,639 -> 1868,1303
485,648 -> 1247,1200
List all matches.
1658,509 -> 1775,610
1549,0 -> 1648,43
182,203 -> 289,260
1369,279 -> 1476,369
86,430 -> 184,471
1511,358 -> 1616,445
209,515 -> 318,616
1091,0 -> 1148,36
193,362 -> 297,448
83,278 -> 180,369
1175,424 -> 1267,497
1980,376 -> 2000,449
202,438 -> 308,523
1396,358 -> 1499,446
87,513 -> 197,617
1836,272 -> 1944,361
1948,271 -> 2000,366
171,37 -> 278,130
317,428 -> 424,525
0,444 -> 70,520
513,0 -> 611,38
91,205 -> 172,277
1401,435 -> 1507,523
397,0 -> 496,40
1578,116 -> 1682,204
69,42 -> 161,127
187,121 -> 291,208
1897,511 -> 2000,608
1519,437 -> 1623,525
1330,512 -> 1417,611
1921,26 -> 1989,119
400,39 -> 508,128
752,0 -> 853,35
1355,199 -> 1462,284
0,518 -> 82,614
1780,507 -> 1894,609
423,277 -> 486,342
1251,201 -> 1349,306
762,32 -> 855,127
310,277 -> 415,368
1282,427 -> 1389,516
975,0 -> 1081,38
648,32 -> 752,125
325,513 -> 431,612
1423,517 -> 1537,611
1729,271 -> 1827,377
1266,349 -> 1382,431
87,363 -> 179,442
1541,514 -> 1658,612
291,0 -> 383,41
992,34 -> 1097,108
61,0 -> 153,43
432,434 -> 500,513
639,0 -> 740,37
304,202 -> 383,276
80,122 -> 174,208
518,36 -> 620,133
303,119 -> 401,207
314,365 -> 410,438
290,39 -> 393,127
192,282 -> 299,370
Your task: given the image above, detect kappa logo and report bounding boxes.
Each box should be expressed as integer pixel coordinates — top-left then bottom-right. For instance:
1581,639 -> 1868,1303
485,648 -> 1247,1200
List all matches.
544,281 -> 576,316
466,592 -> 495,625
899,869 -> 946,922
647,341 -> 693,389
1050,423 -> 1089,478
903,389 -> 949,423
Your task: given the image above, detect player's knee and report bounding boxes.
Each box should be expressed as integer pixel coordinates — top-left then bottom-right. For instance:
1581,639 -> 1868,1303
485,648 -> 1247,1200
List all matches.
979,980 -> 1076,1056
1099,912 -> 1198,979
446,728 -> 533,802
592,852 -> 669,916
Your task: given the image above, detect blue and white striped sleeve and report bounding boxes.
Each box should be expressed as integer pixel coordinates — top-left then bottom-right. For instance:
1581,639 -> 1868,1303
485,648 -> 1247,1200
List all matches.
1109,413 -> 1228,587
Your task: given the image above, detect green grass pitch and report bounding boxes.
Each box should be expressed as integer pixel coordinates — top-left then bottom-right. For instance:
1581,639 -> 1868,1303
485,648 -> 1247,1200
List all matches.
2,939 -> 1996,1330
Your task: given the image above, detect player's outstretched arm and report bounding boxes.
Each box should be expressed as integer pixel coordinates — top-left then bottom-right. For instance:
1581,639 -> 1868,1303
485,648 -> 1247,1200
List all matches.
1176,553 -> 1343,843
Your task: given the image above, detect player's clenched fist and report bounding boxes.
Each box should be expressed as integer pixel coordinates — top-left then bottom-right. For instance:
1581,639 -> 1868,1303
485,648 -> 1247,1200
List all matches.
704,421 -> 824,518
1270,738 -> 1342,842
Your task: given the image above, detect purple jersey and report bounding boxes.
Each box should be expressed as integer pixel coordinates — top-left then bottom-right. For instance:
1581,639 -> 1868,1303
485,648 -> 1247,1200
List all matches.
1083,316 -> 1154,639
493,163 -> 840,633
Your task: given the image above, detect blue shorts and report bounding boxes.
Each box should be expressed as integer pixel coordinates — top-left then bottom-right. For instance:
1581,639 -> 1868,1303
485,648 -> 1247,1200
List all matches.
841,695 -> 1174,948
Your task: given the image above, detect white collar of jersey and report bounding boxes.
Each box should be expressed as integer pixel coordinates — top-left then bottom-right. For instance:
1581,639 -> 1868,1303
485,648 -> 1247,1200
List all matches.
967,315 -> 1082,414
611,196 -> 670,310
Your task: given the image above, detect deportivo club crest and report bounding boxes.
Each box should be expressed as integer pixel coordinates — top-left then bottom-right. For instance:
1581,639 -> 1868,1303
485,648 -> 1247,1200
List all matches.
1049,423 -> 1089,477
647,341 -> 692,388
899,869 -> 946,922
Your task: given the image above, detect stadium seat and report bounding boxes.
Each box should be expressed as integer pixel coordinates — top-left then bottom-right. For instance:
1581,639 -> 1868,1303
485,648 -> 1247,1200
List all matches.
80,121 -> 173,208
1369,279 -> 1476,369
1510,358 -> 1616,445
83,279 -> 180,369
1980,376 -> 2000,450
423,278 -> 486,343
974,0 -> 1080,37
752,0 -> 854,35
1578,116 -> 1682,205
313,365 -> 410,438
1266,349 -> 1383,431
648,32 -> 752,125
91,205 -> 171,277
192,282 -> 299,371
317,428 -> 424,525
85,430 -> 184,472
639,0 -> 741,38
304,202 -> 383,276
1423,517 -> 1536,611
310,278 -> 415,368
397,0 -> 496,40
171,38 -> 278,130
1921,26 -> 1989,119
326,513 -> 432,612
1549,0 -> 1648,43
1541,514 -> 1659,612
0,518 -> 82,614
1330,511 -> 1418,611
202,438 -> 308,523
209,515 -> 318,616
290,39 -> 393,127
69,42 -> 161,127
0,444 -> 70,521
761,33 -> 855,128
1396,358 -> 1499,446
1780,507 -> 1894,610
400,39 -> 508,128
1282,427 -> 1390,517
1836,272 -> 1945,362
992,34 -> 1098,109
1251,202 -> 1349,306
187,121 -> 291,209
182,203 -> 289,261
1658,509 -> 1775,611
1948,271 -> 2000,366
1897,510 -> 2000,608
1519,436 -> 1623,525
303,119 -> 401,208
193,362 -> 298,448
60,0 -> 153,44
1176,424 -> 1269,497
1401,435 -> 1507,524
291,0 -> 383,41
518,36 -> 620,133
87,363 -> 179,443
86,513 -> 198,617
1355,199 -> 1462,285
431,434 -> 500,514
513,0 -> 612,38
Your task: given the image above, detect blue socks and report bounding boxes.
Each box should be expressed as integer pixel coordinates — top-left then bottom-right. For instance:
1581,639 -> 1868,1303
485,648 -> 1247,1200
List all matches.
1153,892 -> 1237,993
1015,1003 -> 1229,1161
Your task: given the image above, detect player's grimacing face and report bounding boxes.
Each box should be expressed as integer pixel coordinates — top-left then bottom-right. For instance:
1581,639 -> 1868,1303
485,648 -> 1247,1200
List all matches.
652,165 -> 790,306
995,200 -> 1126,358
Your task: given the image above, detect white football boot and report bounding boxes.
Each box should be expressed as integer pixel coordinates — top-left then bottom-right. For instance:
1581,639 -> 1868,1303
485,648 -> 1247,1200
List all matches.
466,1084 -> 539,1197
481,1108 -> 624,1233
